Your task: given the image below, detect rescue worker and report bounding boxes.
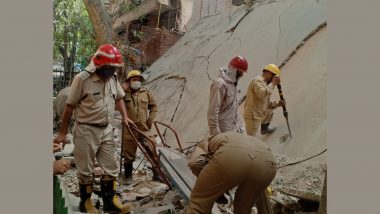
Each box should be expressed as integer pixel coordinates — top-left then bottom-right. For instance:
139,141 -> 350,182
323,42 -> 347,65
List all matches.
187,132 -> 277,214
121,70 -> 158,180
53,44 -> 136,214
207,56 -> 248,136
243,64 -> 285,136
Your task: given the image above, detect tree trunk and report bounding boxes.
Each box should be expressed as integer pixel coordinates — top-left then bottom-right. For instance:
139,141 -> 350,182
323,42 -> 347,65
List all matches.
68,30 -> 78,84
83,0 -> 113,46
62,25 -> 69,88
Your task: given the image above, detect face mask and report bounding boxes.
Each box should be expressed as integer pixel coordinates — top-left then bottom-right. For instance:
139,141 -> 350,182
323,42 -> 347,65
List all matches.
236,70 -> 244,80
95,65 -> 116,80
234,70 -> 243,86
130,81 -> 142,90
267,73 -> 275,84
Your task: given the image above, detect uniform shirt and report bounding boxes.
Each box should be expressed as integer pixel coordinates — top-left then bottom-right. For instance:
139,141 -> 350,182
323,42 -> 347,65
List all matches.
188,132 -> 273,176
66,71 -> 125,125
244,75 -> 276,120
123,87 -> 157,131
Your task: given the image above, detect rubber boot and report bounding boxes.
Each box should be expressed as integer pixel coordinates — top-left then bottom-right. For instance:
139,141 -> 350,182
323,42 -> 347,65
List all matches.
152,171 -> 162,182
261,123 -> 276,135
79,183 -> 99,214
100,176 -> 133,214
124,162 -> 134,179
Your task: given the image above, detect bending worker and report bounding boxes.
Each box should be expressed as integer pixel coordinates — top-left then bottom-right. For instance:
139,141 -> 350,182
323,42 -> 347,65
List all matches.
187,132 -> 277,214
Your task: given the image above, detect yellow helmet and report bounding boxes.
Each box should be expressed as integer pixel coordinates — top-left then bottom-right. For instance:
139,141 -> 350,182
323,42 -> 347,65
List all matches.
126,70 -> 143,81
264,64 -> 280,75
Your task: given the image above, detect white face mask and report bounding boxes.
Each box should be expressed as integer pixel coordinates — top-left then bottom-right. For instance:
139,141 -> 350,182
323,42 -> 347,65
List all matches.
130,81 -> 142,90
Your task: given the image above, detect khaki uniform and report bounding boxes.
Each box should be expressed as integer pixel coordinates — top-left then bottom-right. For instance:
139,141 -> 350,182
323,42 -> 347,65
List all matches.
187,132 -> 277,214
207,67 -> 244,136
243,75 -> 276,136
122,87 -> 157,163
67,71 -> 125,184
188,137 -> 210,176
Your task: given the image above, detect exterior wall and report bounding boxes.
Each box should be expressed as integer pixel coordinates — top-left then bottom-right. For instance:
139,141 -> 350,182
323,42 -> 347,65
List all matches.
180,0 -> 234,32
132,26 -> 181,65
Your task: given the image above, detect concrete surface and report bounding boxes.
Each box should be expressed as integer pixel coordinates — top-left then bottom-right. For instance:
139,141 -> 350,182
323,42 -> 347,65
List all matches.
261,26 -> 327,194
144,0 -> 326,147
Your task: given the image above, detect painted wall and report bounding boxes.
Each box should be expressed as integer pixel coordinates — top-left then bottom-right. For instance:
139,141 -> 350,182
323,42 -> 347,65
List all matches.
180,0 -> 234,32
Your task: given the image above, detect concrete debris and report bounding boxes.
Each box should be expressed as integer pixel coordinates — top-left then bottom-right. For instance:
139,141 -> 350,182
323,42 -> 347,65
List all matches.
136,187 -> 152,198
151,185 -> 169,195
60,168 -> 79,195
121,192 -> 137,202
127,180 -> 169,197
132,204 -> 175,214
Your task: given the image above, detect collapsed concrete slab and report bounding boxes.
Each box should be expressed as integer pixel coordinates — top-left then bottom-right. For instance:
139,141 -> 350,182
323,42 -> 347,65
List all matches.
144,0 -> 326,146
259,26 -> 327,195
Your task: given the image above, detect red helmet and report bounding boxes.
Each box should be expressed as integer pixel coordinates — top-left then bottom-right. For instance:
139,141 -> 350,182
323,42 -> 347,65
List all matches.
229,56 -> 248,72
92,44 -> 124,68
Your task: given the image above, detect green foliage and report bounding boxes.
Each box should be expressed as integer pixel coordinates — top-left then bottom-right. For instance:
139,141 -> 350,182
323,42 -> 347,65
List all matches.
132,30 -> 144,39
53,0 -> 96,67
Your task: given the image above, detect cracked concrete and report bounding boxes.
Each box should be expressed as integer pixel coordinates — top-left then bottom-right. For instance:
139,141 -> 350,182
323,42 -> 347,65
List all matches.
143,0 -> 326,146
275,0 -> 299,64
170,81 -> 186,123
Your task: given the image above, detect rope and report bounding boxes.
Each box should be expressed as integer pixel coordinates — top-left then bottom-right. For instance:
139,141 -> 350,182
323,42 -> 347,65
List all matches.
277,149 -> 327,169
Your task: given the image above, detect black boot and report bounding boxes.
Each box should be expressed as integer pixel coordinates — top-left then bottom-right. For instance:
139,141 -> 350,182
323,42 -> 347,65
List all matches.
152,169 -> 163,182
124,162 -> 134,179
100,176 -> 133,213
79,183 -> 99,214
261,123 -> 276,135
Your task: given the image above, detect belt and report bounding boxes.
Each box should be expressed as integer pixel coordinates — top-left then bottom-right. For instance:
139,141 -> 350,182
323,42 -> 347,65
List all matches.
78,122 -> 109,128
